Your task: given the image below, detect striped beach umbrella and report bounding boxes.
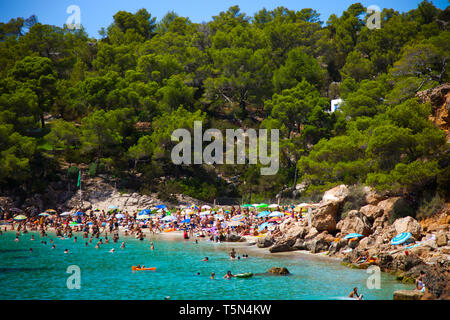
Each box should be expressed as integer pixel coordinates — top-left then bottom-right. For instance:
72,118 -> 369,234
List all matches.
231,214 -> 245,222
228,220 -> 244,227
344,233 -> 364,239
39,212 -> 51,216
14,215 -> 27,220
267,217 -> 282,223
45,209 -> 57,213
391,232 -> 412,245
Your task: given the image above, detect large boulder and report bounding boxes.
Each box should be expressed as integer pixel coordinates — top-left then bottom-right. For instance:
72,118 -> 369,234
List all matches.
305,238 -> 330,253
376,197 -> 403,222
336,210 -> 372,236
436,231 -> 448,247
269,240 -> 295,253
266,267 -> 290,275
322,184 -> 349,203
362,186 -> 384,205
393,216 -> 422,239
360,204 -> 384,222
393,290 -> 424,300
257,236 -> 274,248
282,223 -> 308,241
311,201 -> 340,232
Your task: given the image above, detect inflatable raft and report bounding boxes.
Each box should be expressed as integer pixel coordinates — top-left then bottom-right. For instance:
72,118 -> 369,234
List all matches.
131,266 -> 156,271
235,272 -> 253,278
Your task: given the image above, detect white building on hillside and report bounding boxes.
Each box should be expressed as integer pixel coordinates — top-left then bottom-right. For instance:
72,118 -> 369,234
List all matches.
330,98 -> 343,112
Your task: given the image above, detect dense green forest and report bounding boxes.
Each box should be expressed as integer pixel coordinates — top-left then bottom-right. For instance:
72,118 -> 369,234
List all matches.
0,2 -> 449,206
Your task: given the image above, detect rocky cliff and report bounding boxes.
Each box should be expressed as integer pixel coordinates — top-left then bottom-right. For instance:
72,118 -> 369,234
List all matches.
416,83 -> 450,142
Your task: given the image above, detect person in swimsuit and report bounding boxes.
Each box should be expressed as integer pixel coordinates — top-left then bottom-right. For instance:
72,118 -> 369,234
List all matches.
348,287 -> 363,300
415,271 -> 426,292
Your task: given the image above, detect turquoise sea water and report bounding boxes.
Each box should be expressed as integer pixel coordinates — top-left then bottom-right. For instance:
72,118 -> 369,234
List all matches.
0,231 -> 414,300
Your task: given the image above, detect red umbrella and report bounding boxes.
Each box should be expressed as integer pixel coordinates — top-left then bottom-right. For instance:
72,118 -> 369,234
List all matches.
267,217 -> 282,222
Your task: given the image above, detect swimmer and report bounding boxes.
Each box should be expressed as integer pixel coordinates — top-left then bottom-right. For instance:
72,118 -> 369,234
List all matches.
223,270 -> 235,279
31,235 -> 35,241
210,272 -> 215,279
14,237 -> 19,242
52,245 -> 56,249
73,237 -> 77,243
348,287 -> 363,300
202,257 -> 209,262
150,242 -> 154,250
64,249 -> 69,254
110,248 -> 115,253
120,242 -> 125,248
29,248 -> 33,253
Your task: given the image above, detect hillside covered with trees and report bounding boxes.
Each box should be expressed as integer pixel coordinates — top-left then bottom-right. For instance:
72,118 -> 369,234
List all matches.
0,1 -> 448,212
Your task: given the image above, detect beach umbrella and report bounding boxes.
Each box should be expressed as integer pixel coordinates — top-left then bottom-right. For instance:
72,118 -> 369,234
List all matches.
201,205 -> 211,210
155,204 -> 167,209
268,204 -> 279,208
257,211 -> 270,218
14,215 -> 27,220
391,232 -> 412,245
228,220 -> 244,227
115,213 -> 125,219
241,204 -> 254,208
45,209 -> 57,213
231,214 -> 245,221
189,204 -> 199,210
200,211 -> 210,216
180,219 -> 191,224
108,205 -> 118,209
267,217 -> 282,223
60,212 -> 71,216
257,222 -> 273,232
72,211 -> 84,216
269,211 -> 283,217
344,233 -> 364,240
256,203 -> 269,208
39,212 -> 51,217
161,215 -> 177,222
137,215 -> 151,220
215,214 -> 225,220
138,209 -> 151,215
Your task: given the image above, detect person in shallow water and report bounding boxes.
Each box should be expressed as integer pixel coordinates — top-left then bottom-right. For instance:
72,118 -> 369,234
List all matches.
210,272 -> 215,279
64,249 -> 69,254
202,257 -> 209,261
230,248 -> 236,259
348,287 -> 363,300
223,271 -> 235,279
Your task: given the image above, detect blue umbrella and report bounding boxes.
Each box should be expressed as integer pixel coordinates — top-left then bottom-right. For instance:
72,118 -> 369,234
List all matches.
391,232 -> 412,245
155,204 -> 167,209
72,211 -> 84,216
268,211 -> 283,217
180,219 -> 191,224
108,205 -> 118,209
115,213 -> 125,219
257,222 -> 273,232
139,209 -> 151,215
257,211 -> 270,218
344,233 -> 364,239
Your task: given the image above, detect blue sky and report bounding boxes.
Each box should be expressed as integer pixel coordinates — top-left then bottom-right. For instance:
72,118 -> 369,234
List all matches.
0,0 -> 448,38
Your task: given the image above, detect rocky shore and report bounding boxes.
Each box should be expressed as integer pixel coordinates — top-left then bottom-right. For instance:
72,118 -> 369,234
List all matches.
246,185 -> 449,300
